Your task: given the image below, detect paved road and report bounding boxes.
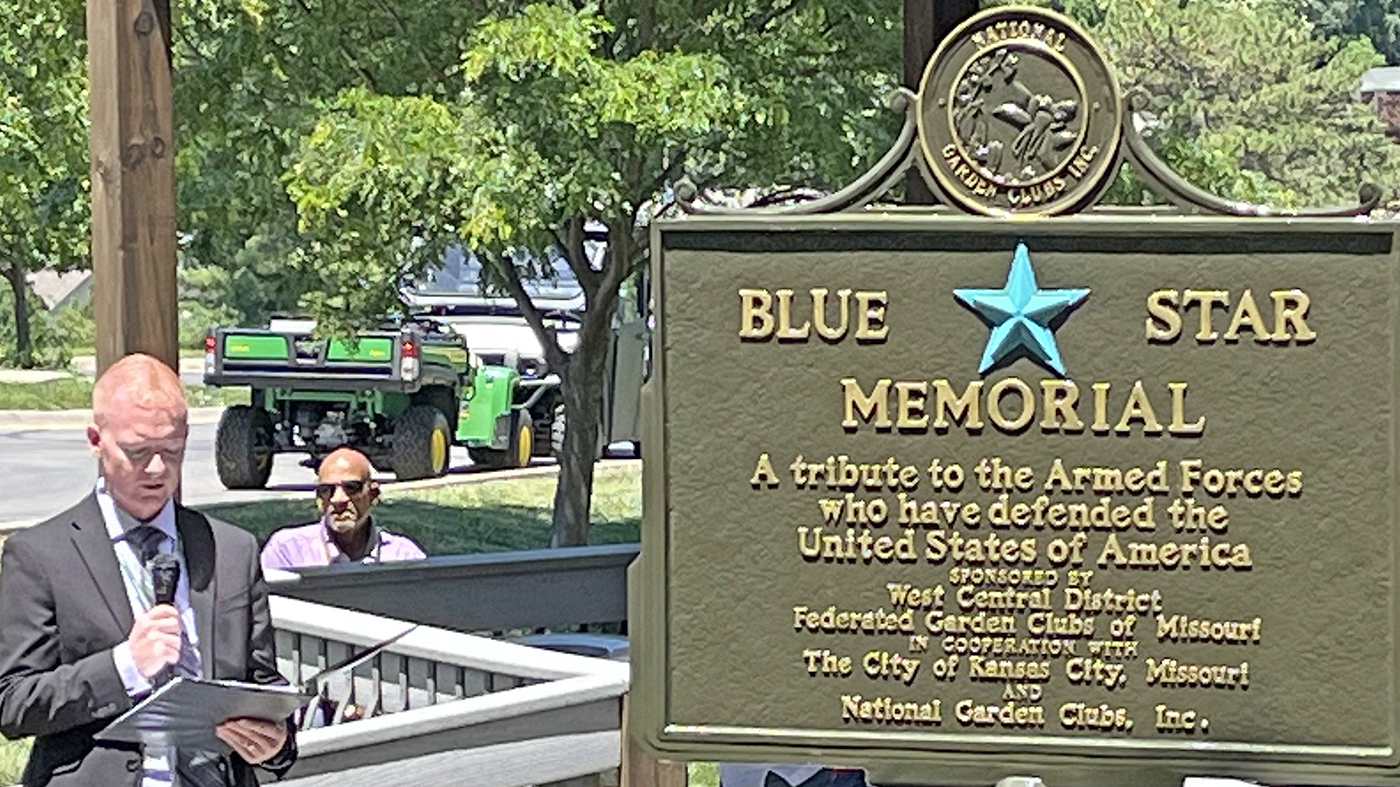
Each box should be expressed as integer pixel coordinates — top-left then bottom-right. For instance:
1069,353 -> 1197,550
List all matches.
0,422 -> 478,525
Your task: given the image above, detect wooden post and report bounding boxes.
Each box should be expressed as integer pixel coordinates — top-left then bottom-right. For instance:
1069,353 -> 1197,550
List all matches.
904,0 -> 979,204
88,0 -> 179,376
622,695 -> 688,787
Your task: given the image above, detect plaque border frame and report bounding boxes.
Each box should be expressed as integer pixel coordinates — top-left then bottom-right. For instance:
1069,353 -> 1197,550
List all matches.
632,213 -> 1400,787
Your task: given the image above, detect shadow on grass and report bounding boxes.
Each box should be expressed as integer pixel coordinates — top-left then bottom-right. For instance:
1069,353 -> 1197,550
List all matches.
198,498 -> 641,555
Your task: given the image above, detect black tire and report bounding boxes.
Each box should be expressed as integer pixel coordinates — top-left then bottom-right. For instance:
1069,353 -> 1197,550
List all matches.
215,405 -> 274,489
391,404 -> 452,481
469,410 -> 533,470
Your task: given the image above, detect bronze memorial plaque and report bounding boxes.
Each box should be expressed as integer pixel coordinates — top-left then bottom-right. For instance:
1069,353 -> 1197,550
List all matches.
632,217 -> 1400,786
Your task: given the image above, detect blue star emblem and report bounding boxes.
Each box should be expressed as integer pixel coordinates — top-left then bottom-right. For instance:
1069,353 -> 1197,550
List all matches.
954,243 -> 1089,376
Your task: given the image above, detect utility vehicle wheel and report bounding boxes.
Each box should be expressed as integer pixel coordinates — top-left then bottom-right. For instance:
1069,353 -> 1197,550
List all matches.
391,404 -> 452,481
469,411 -> 533,470
215,405 -> 274,489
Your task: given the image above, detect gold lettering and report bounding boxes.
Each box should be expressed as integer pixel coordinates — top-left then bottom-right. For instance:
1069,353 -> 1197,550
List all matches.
842,378 -> 893,430
1113,381 -> 1163,434
749,453 -> 779,488
933,380 -> 985,430
1167,382 -> 1205,435
855,291 -> 890,341
1091,382 -> 1111,433
1182,289 -> 1230,342
1040,380 -> 1083,432
1146,289 -> 1182,342
987,378 -> 1035,432
1270,289 -> 1316,343
738,288 -> 773,339
774,289 -> 810,340
811,287 -> 852,341
896,381 -> 930,429
1223,288 -> 1272,342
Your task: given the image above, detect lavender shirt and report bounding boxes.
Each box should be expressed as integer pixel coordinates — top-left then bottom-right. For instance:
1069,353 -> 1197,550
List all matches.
260,519 -> 427,571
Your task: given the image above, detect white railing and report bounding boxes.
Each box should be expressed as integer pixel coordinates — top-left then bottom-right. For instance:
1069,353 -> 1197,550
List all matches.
270,597 -> 629,787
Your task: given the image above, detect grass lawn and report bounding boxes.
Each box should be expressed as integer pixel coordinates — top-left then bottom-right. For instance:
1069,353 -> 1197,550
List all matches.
0,464 -> 641,784
0,377 -> 248,410
690,762 -> 719,787
203,462 -> 643,553
0,376 -> 93,410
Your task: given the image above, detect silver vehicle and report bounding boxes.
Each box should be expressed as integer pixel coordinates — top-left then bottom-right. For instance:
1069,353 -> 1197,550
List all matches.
404,246 -> 646,458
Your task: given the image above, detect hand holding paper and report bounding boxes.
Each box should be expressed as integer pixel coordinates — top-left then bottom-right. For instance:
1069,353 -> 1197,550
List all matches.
216,718 -> 287,764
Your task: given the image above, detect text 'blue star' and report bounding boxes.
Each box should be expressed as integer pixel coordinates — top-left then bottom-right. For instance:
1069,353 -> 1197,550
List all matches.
954,243 -> 1089,376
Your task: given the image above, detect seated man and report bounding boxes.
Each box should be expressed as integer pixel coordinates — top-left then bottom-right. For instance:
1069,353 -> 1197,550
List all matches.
261,447 -> 426,570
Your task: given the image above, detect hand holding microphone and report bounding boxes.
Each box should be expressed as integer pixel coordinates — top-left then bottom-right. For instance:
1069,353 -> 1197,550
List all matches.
129,554 -> 182,680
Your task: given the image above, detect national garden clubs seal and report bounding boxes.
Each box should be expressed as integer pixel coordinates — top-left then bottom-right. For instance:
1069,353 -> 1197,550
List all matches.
917,7 -> 1122,215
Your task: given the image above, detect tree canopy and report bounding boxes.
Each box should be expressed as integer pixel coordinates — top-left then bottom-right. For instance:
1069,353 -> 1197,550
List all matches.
997,0 -> 1400,208
0,0 -> 87,367
1297,0 -> 1400,66
278,0 -> 902,543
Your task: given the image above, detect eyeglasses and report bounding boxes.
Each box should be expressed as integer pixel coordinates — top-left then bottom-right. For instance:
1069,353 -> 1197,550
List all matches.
119,445 -> 186,469
315,479 -> 370,499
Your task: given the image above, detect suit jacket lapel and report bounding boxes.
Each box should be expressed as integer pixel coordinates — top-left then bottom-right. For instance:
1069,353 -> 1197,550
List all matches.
176,506 -> 216,677
68,493 -> 135,638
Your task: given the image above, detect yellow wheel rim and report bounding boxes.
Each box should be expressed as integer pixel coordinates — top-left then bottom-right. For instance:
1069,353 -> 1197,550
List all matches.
517,425 -> 533,467
431,429 -> 448,473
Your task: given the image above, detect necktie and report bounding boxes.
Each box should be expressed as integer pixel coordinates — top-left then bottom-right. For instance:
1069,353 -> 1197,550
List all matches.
125,528 -> 227,786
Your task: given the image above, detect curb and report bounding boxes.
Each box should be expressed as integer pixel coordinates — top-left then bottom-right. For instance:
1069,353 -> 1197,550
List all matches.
0,406 -> 225,432
0,459 -> 641,534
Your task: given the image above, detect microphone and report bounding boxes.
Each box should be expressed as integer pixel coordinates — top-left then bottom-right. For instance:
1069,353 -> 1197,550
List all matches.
150,553 -> 180,607
149,554 -> 181,685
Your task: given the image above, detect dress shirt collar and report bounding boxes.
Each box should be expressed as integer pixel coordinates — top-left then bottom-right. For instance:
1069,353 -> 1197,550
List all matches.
96,477 -> 177,544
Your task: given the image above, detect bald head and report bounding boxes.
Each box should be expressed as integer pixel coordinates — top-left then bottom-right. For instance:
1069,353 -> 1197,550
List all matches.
88,354 -> 189,520
316,447 -> 379,541
93,353 -> 187,425
318,447 -> 374,482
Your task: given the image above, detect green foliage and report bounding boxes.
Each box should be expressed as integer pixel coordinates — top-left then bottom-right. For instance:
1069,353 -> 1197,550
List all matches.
277,0 -> 900,543
172,0 -> 488,327
0,0 -> 89,364
999,0 -> 1400,207
0,287 -> 73,369
1296,0 -> 1400,65
1101,0 -> 1400,207
0,375 -> 90,410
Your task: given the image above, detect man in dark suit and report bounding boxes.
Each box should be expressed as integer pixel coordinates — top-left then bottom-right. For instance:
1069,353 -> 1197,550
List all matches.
0,354 -> 296,786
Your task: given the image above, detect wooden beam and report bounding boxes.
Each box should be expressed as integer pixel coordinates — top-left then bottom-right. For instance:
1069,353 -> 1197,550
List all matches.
88,0 -> 178,376
621,695 -> 687,787
904,0 -> 979,204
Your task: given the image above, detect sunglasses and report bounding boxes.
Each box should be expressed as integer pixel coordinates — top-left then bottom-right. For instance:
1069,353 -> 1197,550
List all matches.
315,479 -> 370,499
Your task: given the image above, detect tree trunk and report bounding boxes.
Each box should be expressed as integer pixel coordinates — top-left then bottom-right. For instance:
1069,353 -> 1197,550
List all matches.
549,220 -> 629,548
905,0 -> 979,204
550,312 -> 612,546
4,263 -> 33,369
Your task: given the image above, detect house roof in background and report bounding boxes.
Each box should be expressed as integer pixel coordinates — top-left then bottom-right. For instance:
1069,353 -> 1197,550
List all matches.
1361,66 -> 1400,96
26,269 -> 92,310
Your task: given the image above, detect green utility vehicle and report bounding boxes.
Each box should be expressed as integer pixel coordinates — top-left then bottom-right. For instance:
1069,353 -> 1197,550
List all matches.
202,316 -> 537,489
